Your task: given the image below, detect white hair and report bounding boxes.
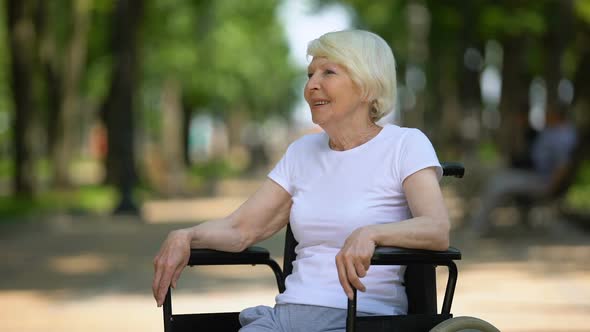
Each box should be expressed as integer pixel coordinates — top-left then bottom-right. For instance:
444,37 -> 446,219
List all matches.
307,30 -> 397,122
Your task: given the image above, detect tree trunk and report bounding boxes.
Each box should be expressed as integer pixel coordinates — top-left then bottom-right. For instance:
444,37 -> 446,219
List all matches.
457,25 -> 482,115
33,0 -> 58,154
102,0 -> 144,214
456,1 -> 483,157
572,23 -> 590,158
226,109 -> 247,149
403,0 -> 430,129
39,27 -> 62,162
497,36 -> 528,160
544,0 -> 573,115
53,0 -> 92,187
160,78 -> 186,196
6,0 -> 37,196
182,97 -> 192,167
435,51 -> 462,158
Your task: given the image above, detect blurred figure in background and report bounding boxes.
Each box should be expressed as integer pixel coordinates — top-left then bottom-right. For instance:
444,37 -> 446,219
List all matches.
470,106 -> 578,236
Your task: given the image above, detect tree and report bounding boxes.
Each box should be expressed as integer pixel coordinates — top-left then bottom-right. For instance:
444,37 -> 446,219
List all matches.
6,0 -> 38,196
101,0 -> 144,214
572,1 -> 590,154
0,4 -> 11,170
141,0 -> 298,193
53,0 -> 93,186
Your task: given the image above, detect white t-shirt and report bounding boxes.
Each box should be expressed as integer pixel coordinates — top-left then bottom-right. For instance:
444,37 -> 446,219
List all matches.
268,124 -> 442,315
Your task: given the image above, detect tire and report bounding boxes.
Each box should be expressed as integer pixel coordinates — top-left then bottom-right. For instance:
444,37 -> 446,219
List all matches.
429,316 -> 501,332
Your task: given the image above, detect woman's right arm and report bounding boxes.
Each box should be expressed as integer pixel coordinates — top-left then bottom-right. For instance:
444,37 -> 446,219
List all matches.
152,178 -> 292,306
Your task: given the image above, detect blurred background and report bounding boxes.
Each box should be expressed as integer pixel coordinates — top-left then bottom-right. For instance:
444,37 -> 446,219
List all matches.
1,0 -> 589,331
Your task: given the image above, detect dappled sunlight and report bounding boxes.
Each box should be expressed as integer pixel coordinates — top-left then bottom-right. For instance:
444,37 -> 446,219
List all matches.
49,254 -> 115,276
1,207 -> 589,331
142,196 -> 247,223
442,264 -> 590,332
0,291 -> 165,332
528,244 -> 590,269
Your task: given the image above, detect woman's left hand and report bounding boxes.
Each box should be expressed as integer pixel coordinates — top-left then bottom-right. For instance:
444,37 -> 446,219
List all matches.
335,226 -> 377,300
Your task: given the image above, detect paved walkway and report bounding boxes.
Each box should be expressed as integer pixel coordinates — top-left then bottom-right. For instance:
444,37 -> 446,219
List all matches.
1,193 -> 589,332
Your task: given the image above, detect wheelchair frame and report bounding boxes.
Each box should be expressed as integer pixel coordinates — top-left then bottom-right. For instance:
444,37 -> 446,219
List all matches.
162,162 -> 465,332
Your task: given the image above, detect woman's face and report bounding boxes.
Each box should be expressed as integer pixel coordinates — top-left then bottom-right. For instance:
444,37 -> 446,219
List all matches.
304,57 -> 366,127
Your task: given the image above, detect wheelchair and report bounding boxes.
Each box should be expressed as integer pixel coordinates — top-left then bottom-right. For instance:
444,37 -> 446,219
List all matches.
161,162 -> 500,332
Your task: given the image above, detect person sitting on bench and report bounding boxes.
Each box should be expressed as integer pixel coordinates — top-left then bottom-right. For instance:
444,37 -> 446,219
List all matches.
469,106 -> 578,235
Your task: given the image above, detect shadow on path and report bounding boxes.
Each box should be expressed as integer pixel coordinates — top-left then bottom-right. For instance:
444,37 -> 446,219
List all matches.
0,214 -> 286,300
2,209 -> 589,300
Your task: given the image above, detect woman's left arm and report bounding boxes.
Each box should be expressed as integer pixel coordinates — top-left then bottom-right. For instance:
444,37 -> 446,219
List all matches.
370,166 -> 450,250
335,167 -> 450,299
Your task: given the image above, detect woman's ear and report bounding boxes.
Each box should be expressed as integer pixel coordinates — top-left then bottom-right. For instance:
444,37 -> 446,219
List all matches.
360,90 -> 373,103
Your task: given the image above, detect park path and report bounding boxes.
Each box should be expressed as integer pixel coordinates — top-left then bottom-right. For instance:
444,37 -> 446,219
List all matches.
1,182 -> 589,332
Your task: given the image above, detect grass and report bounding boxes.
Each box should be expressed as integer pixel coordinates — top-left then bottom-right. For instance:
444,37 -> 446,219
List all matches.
0,185 -> 117,220
188,158 -> 242,188
0,157 -> 242,221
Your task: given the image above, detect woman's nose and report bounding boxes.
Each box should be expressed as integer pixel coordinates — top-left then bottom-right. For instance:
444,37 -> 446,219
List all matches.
306,74 -> 320,91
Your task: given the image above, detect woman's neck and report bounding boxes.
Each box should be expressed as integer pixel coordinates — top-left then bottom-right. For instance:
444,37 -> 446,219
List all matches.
325,121 -> 383,151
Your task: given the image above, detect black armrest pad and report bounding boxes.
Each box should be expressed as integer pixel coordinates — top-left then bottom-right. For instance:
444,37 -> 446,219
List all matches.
188,246 -> 461,266
371,246 -> 461,265
188,246 -> 271,266
441,162 -> 465,178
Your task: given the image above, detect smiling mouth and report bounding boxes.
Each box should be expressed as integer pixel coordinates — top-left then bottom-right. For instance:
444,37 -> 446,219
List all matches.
313,101 -> 330,106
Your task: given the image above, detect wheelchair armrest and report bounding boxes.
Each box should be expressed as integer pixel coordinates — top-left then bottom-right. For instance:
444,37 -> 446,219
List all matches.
185,246 -> 285,293
188,246 -> 274,266
347,246 -> 462,331
163,247 -> 285,331
441,162 -> 465,178
371,246 -> 461,315
371,246 -> 461,265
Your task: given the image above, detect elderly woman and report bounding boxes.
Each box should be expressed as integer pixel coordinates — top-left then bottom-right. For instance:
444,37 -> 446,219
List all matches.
152,30 -> 449,332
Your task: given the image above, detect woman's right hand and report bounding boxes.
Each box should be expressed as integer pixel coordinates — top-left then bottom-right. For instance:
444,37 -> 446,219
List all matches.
152,229 -> 192,307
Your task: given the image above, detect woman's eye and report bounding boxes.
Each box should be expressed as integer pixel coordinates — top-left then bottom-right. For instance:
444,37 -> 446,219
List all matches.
306,69 -> 335,79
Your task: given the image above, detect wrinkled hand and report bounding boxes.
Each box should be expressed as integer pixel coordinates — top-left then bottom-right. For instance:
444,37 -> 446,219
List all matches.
335,226 -> 376,300
152,229 -> 192,306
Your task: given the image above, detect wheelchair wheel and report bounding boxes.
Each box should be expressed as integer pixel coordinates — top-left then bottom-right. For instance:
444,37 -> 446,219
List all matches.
429,316 -> 500,332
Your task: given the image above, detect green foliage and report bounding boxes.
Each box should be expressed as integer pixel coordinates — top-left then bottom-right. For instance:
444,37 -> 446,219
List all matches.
479,4 -> 546,38
0,185 -> 117,219
0,2 -> 12,132
142,0 -> 298,121
84,55 -> 112,103
477,140 -> 500,164
0,68 -> 10,174
187,158 -> 243,192
320,0 -> 409,64
566,160 -> 590,212
82,1 -> 115,104
0,158 -> 11,178
189,158 -> 239,180
575,0 -> 590,24
2,0 -> 590,218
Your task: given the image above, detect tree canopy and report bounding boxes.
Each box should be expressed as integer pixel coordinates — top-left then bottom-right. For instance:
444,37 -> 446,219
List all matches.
1,0 -> 590,216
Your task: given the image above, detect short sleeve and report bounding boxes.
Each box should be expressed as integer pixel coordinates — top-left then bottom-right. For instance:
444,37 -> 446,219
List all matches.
268,143 -> 295,195
397,129 -> 442,183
